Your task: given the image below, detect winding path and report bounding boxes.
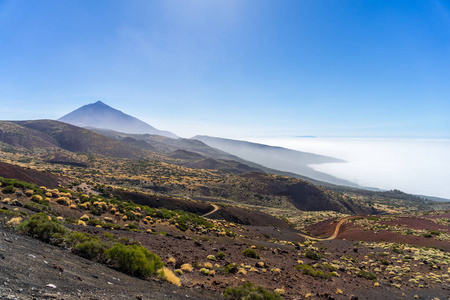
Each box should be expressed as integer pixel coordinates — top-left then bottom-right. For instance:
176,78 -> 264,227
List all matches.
298,216 -> 354,241
202,204 -> 220,218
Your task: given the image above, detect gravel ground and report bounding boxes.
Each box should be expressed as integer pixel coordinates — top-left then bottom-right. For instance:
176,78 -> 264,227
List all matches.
0,225 -> 220,300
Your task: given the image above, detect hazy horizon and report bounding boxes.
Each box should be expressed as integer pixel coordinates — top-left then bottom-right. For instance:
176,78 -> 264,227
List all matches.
248,137 -> 450,200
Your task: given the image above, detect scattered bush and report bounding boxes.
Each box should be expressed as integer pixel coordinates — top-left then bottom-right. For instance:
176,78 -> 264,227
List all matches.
305,249 -> 322,260
200,268 -> 210,275
223,263 -> 238,274
295,264 -> 330,279
18,213 -> 68,243
217,252 -> 226,259
242,248 -> 260,259
357,270 -> 377,280
24,202 -> 52,213
391,245 -> 403,254
181,263 -> 193,272
106,243 -> 163,278
224,281 -> 283,300
207,255 -> 216,261
429,230 -> 441,235
74,240 -> 108,262
2,186 -> 16,194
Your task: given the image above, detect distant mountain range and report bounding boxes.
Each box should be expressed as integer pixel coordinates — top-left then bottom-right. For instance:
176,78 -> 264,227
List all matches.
0,100 -> 359,188
59,101 -> 178,138
192,135 -> 356,187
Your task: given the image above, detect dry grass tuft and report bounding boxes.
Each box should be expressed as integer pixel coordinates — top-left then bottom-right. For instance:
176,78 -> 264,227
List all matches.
161,267 -> 181,287
7,217 -> 22,226
167,257 -> 176,265
204,262 -> 213,269
181,264 -> 193,272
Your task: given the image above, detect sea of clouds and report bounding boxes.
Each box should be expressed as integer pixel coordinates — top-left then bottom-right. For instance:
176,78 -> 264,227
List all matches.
248,137 -> 450,200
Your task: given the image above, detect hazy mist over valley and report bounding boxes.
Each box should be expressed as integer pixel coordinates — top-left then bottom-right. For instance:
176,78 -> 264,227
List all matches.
249,137 -> 450,200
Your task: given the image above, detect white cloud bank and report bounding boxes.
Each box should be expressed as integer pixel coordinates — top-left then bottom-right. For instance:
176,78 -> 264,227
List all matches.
248,137 -> 450,200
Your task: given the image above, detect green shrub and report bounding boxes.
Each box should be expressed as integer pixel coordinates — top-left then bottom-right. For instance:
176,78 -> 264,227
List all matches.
242,248 -> 260,259
391,245 -> 404,254
295,264 -> 330,279
224,281 -> 283,300
18,213 -> 68,243
222,263 -> 238,274
0,177 -> 36,190
106,243 -> 163,278
321,263 -> 336,271
200,268 -> 210,275
379,259 -> 390,266
3,186 -> 16,194
0,208 -> 19,216
357,270 -> 377,280
24,202 -> 51,213
65,231 -> 96,246
74,240 -> 109,262
305,249 -> 322,260
217,252 -> 226,259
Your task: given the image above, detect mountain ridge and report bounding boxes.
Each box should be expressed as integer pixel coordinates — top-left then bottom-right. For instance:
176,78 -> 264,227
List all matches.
59,101 -> 178,138
192,135 -> 358,187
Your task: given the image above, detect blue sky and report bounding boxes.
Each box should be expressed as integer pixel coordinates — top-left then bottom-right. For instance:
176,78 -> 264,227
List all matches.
0,0 -> 449,138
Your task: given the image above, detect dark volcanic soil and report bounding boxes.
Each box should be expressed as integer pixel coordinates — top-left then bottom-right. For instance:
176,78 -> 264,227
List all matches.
0,161 -> 70,188
0,224 -> 219,300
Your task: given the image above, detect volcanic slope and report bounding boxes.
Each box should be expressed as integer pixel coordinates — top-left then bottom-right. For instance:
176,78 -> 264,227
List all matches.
0,120 -> 144,159
59,100 -> 178,138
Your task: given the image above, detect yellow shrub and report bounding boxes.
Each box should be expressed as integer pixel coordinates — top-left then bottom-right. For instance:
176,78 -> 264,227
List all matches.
78,220 -> 87,226
274,287 -> 285,295
204,262 -> 213,269
80,214 -> 90,221
79,202 -> 91,209
271,268 -> 281,273
237,268 -> 247,275
167,257 -> 176,265
7,217 -> 22,226
24,189 -> 34,196
181,264 -> 193,272
31,195 -> 43,202
161,268 -> 181,287
56,197 -> 70,206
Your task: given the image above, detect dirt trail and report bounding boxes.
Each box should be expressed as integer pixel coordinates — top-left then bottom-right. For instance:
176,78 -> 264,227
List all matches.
298,216 -> 354,241
201,204 -> 219,217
